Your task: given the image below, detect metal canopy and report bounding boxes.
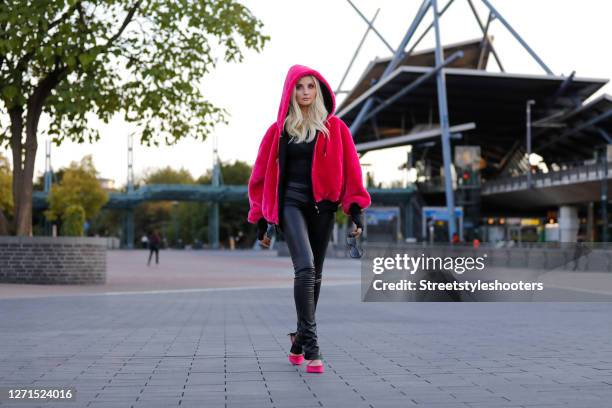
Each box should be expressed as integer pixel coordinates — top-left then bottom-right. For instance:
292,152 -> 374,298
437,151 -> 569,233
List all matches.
355,122 -> 476,153
533,94 -> 612,160
337,65 -> 607,170
339,38 -> 492,112
339,67 -> 606,128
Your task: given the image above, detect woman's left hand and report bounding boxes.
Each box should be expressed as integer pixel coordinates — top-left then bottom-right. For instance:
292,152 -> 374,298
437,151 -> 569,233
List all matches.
349,203 -> 364,237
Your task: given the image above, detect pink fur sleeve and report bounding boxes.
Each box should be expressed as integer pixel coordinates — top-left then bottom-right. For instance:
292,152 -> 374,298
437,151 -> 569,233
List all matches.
247,124 -> 276,224
339,120 -> 371,215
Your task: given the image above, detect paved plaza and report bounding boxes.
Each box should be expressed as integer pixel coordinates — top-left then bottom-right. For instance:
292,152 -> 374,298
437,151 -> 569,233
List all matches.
1,250 -> 612,407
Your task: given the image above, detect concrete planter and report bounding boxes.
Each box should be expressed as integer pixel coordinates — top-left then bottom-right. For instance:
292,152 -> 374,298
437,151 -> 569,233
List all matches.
0,236 -> 106,284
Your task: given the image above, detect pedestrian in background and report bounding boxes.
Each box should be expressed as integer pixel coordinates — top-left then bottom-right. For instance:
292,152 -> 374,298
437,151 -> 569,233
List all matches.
147,229 -> 161,266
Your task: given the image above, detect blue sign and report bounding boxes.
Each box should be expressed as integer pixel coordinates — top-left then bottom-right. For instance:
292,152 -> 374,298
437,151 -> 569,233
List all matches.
365,208 -> 399,226
423,207 -> 463,221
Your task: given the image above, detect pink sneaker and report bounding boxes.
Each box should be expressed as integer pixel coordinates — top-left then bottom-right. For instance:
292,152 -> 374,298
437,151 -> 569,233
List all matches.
305,360 -> 324,373
288,353 -> 304,365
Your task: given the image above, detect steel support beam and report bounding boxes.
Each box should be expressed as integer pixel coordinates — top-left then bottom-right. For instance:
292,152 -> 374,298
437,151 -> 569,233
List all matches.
466,0 -> 504,71
551,71 -> 576,103
44,140 -> 52,193
536,109 -> 612,152
209,133 -> 221,249
403,0 -> 456,60
596,128 -> 612,144
336,9 -> 381,95
43,140 -> 53,236
479,0 -> 553,75
122,209 -> 134,249
362,50 -> 464,123
602,147 -> 609,242
405,201 -> 413,240
127,132 -> 134,193
432,0 -> 457,241
477,11 -> 493,69
125,132 -> 135,248
526,100 -> 535,188
350,0 -> 432,135
208,202 -> 219,249
346,0 -> 394,53
355,122 -> 475,153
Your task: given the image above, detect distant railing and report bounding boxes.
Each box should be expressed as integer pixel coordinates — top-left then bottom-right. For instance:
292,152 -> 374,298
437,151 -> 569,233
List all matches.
414,160 -> 611,196
482,159 -> 611,195
407,240 -> 612,251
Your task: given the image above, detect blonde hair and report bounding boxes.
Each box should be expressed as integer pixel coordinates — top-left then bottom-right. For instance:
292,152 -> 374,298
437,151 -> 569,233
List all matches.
283,75 -> 330,143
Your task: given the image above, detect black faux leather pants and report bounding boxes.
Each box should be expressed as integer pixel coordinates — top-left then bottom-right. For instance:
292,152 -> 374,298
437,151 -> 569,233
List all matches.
281,181 -> 335,360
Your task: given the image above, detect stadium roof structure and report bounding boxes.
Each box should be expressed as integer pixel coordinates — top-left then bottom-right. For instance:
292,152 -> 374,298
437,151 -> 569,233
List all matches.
339,38 -> 493,111
338,0 -> 612,239
532,94 -> 612,162
338,62 -> 608,176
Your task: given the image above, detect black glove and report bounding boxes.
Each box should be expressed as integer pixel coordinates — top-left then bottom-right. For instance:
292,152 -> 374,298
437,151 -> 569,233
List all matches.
349,203 -> 364,230
257,217 -> 268,241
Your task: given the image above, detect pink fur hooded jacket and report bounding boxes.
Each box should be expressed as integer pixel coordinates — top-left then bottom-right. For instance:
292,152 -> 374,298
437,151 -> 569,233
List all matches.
247,64 -> 371,227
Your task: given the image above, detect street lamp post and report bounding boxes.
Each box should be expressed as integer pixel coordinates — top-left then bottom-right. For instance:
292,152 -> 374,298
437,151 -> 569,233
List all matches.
526,100 -> 536,189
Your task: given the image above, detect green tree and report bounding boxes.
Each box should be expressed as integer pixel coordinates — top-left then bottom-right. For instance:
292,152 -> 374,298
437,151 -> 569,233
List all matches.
0,1 -> 269,236
61,204 -> 85,236
165,200 -> 209,248
0,153 -> 12,234
45,155 -> 109,230
143,166 -> 194,185
88,208 -> 122,238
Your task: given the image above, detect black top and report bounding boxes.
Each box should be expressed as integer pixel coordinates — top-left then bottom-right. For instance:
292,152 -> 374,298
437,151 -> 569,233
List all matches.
275,128 -> 340,234
285,132 -> 316,186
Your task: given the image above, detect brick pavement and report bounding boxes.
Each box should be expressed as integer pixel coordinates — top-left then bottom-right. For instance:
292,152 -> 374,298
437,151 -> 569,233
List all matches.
0,250 -> 611,407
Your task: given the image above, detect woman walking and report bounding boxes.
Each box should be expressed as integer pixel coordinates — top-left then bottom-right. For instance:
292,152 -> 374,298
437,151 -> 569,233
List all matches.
147,229 -> 161,266
247,64 -> 371,373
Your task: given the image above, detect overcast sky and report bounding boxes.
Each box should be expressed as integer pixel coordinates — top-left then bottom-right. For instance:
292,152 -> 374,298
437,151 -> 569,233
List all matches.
5,0 -> 612,188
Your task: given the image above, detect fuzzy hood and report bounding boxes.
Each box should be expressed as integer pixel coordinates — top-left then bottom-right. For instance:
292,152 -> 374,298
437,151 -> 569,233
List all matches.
275,64 -> 336,135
